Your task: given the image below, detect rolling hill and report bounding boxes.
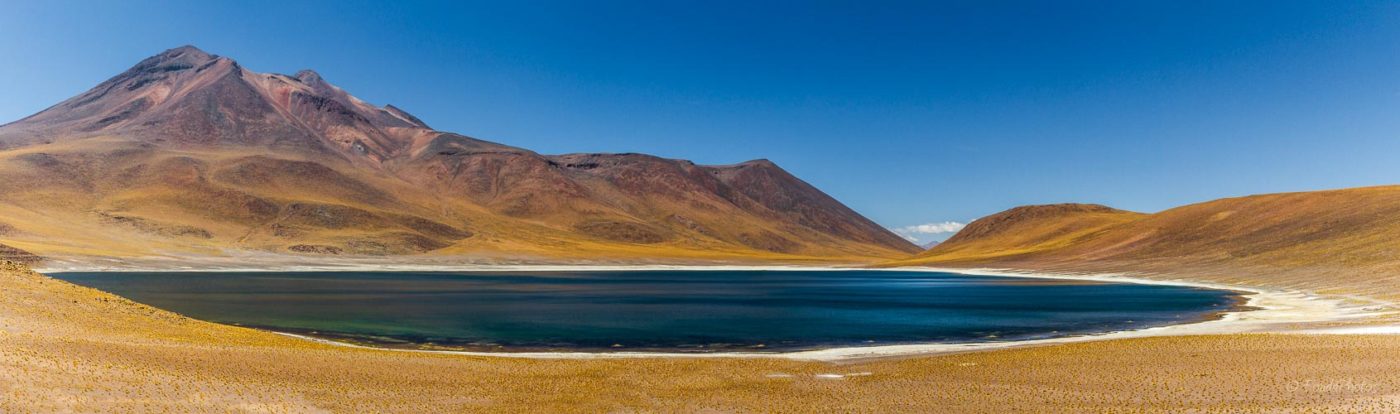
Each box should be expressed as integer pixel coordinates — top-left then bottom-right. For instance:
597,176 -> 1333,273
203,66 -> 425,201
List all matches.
891,187 -> 1400,300
0,46 -> 919,265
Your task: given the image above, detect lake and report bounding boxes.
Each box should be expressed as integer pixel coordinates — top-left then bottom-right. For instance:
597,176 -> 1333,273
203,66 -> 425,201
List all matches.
52,270 -> 1241,352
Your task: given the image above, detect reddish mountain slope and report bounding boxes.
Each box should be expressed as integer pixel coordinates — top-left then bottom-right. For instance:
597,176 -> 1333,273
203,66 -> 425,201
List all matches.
0,46 -> 917,264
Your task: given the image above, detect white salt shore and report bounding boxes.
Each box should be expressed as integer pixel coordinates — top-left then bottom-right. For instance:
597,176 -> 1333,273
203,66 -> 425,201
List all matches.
37,259 -> 1398,362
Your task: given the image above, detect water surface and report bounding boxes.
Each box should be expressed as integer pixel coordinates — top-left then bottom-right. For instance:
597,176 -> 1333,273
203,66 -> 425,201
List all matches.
53,270 -> 1240,351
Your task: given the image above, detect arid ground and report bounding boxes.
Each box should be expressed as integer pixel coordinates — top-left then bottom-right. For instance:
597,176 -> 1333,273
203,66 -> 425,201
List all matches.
4,45 -> 1400,413
4,261 -> 1399,413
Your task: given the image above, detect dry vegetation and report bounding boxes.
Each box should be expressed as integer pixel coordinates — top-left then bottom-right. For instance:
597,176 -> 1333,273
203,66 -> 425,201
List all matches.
3,261 -> 1399,412
0,138 -> 912,267
0,46 -> 919,267
5,46 -> 1400,413
890,187 -> 1400,302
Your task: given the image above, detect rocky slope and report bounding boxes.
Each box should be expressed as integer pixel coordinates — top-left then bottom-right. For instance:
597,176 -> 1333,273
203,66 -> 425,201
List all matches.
0,46 -> 917,264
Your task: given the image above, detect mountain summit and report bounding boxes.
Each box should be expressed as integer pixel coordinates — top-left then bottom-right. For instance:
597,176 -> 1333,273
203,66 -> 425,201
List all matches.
1,45 -> 436,165
0,46 -> 918,263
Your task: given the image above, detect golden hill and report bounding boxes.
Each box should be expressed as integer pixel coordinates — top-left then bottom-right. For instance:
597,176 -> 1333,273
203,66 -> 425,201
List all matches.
914,203 -> 1145,262
891,186 -> 1400,300
0,46 -> 917,265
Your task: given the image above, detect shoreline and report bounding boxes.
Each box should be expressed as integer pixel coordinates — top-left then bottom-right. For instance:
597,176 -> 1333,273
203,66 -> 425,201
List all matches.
43,262 -> 1395,362
35,262 -> 875,273
272,267 -> 1390,361
30,253 -> 874,274
11,262 -> 1400,411
261,294 -> 1244,354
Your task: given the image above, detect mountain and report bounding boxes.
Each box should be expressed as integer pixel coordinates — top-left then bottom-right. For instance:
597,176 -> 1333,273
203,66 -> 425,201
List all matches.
0,46 -> 918,264
890,187 -> 1400,301
910,204 -> 1145,261
0,243 -> 39,264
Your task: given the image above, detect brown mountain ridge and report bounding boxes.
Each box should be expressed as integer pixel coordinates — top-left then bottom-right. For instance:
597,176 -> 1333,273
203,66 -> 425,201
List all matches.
0,46 -> 918,264
890,186 -> 1400,301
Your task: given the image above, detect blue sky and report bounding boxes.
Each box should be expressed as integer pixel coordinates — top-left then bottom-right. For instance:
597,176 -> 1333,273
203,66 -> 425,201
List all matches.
3,1 -> 1399,244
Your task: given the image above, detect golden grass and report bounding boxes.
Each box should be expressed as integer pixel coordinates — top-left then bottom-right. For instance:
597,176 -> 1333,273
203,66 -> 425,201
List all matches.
3,262 -> 1399,412
890,187 -> 1400,302
893,204 -> 1145,264
0,138 -> 913,266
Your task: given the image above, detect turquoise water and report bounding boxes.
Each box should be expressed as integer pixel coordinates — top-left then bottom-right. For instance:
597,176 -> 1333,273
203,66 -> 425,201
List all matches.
52,270 -> 1240,352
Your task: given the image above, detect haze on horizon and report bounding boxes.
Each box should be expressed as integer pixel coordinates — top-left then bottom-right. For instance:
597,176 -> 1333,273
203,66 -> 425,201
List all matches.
3,1 -> 1399,244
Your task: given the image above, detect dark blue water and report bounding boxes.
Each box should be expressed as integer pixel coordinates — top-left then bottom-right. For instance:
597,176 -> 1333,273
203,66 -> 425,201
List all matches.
52,270 -> 1240,351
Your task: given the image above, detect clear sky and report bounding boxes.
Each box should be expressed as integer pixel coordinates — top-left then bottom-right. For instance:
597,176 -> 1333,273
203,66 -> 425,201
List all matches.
3,1 -> 1399,244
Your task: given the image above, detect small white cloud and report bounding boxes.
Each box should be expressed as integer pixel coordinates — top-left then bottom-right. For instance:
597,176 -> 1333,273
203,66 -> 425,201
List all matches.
893,221 -> 967,235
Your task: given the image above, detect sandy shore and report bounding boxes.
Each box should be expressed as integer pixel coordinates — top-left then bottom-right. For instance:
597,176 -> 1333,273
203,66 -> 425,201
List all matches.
272,267 -> 1397,361
38,262 -> 1400,362
7,261 -> 1400,412
794,267 -> 1398,360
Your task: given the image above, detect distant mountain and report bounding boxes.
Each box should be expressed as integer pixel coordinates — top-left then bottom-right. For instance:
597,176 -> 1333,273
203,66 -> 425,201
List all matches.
888,188 -> 1400,300
910,203 -> 1144,261
0,243 -> 39,264
920,241 -> 940,250
0,46 -> 918,264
